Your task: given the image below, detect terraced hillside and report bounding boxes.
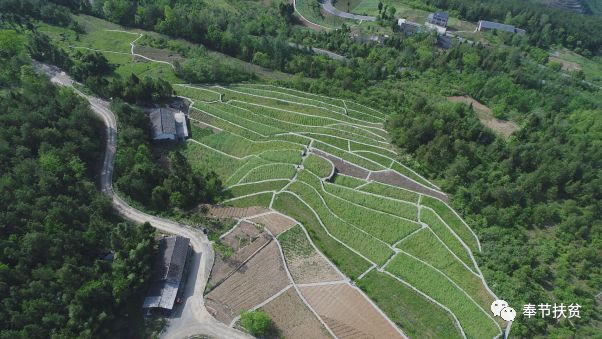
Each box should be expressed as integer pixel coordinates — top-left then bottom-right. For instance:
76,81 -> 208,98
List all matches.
178,83 -> 506,338
37,19 -> 506,338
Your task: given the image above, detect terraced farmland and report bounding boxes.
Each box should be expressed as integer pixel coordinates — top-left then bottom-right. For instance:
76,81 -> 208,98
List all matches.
179,84 -> 505,338
42,24 -> 505,338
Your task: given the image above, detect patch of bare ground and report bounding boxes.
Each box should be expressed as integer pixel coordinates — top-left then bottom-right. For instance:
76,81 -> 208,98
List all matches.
280,225 -> 343,284
205,241 -> 290,324
313,149 -> 369,179
300,283 -> 405,339
448,96 -> 518,139
249,212 -> 296,236
207,223 -> 271,287
549,55 -> 582,71
134,45 -> 184,63
369,170 -> 448,202
206,205 -> 270,219
261,288 -> 332,339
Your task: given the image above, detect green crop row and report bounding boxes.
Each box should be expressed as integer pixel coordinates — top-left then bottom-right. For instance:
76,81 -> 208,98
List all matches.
217,86 -> 363,125
257,149 -> 302,164
231,86 -> 347,114
324,182 -> 419,221
303,154 -> 332,178
420,208 -> 475,271
313,141 -> 384,171
174,85 -> 220,102
239,163 -> 297,183
421,196 -> 480,253
226,180 -> 289,198
225,157 -> 269,186
344,100 -> 388,119
272,192 -> 371,279
182,140 -> 243,180
189,109 -> 264,141
286,179 -> 393,265
350,141 -> 397,158
356,270 -> 463,339
353,150 -> 394,167
397,228 -> 494,314
359,181 -> 420,204
386,253 -> 500,339
195,102 -> 284,136
245,84 -> 346,107
224,192 -> 273,208
331,173 -> 367,188
317,183 -> 418,244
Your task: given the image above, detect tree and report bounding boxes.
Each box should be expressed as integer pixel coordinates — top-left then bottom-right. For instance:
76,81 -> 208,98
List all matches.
240,310 -> 273,337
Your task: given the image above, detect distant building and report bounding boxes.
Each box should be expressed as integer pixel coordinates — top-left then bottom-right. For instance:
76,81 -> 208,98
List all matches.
149,107 -> 189,141
143,236 -> 191,314
397,18 -> 422,35
477,20 -> 526,35
426,12 -> 448,28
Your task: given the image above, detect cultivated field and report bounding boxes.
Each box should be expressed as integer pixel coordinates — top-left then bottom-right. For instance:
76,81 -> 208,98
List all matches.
300,283 -> 404,338
261,288 -> 332,339
39,21 -> 504,338
205,241 -> 290,324
279,225 -> 343,284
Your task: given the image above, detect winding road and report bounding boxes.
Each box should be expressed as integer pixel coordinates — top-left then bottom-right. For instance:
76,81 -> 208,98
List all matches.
35,62 -> 250,339
321,0 -> 375,22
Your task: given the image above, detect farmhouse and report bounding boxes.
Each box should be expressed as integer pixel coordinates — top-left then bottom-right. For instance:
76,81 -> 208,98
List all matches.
149,107 -> 189,141
477,20 -> 526,35
397,18 -> 422,35
143,235 -> 191,314
426,12 -> 448,28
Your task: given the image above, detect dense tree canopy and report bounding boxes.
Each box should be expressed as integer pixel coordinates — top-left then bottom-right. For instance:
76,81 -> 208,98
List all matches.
0,33 -> 153,338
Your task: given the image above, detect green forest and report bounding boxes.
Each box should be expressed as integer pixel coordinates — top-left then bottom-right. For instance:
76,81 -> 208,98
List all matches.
0,31 -> 154,338
0,0 -> 601,337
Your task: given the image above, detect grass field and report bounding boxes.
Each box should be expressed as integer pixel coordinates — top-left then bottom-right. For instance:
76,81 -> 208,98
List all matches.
39,17 -> 502,338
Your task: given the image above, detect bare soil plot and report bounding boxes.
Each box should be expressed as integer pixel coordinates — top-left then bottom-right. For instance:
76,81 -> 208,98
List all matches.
313,149 -> 369,179
549,55 -> 582,71
300,283 -> 405,339
280,225 -> 343,284
206,205 -> 269,219
448,96 -> 519,139
261,288 -> 332,339
369,170 -> 449,202
205,241 -> 290,324
208,224 -> 271,287
134,45 -> 184,63
249,212 -> 297,236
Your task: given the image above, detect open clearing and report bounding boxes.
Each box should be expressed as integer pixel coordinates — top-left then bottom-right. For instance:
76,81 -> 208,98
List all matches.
448,96 -> 519,138
40,20 -> 503,338
300,283 -> 404,339
261,288 -> 332,339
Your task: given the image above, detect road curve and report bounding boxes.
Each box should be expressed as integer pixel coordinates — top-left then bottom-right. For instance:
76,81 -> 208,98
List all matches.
35,62 -> 250,339
321,0 -> 375,21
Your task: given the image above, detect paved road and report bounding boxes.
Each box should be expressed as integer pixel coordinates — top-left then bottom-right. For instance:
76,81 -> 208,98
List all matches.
288,42 -> 347,60
35,62 -> 250,339
321,0 -> 375,21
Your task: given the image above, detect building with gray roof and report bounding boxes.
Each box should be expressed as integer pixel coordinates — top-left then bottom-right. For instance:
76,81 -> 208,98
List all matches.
143,236 -> 191,314
426,12 -> 449,28
477,20 -> 526,35
149,107 -> 189,141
